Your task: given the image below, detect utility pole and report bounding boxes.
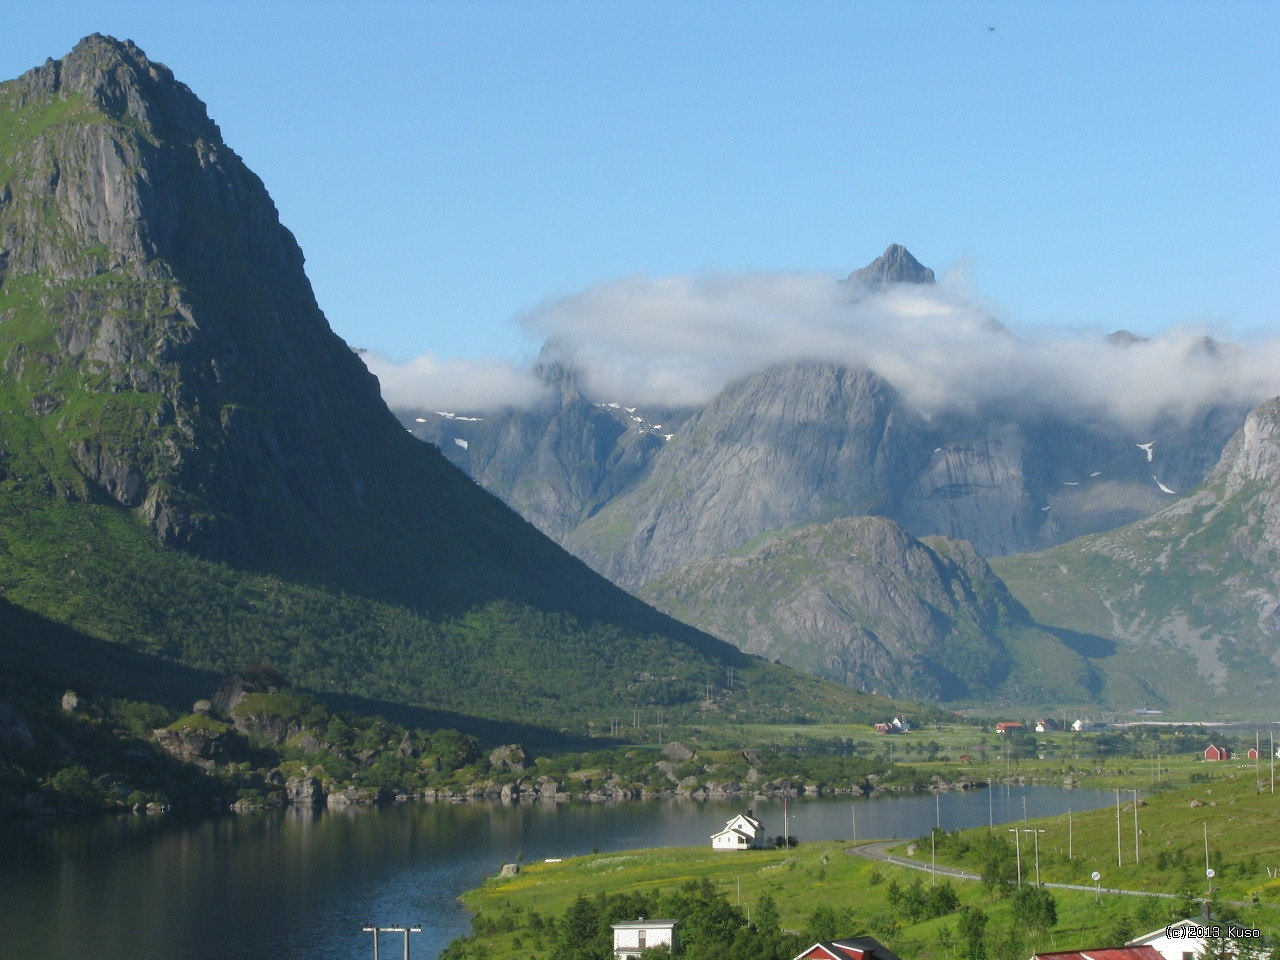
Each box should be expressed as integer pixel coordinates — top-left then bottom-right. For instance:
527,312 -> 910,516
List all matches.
783,780 -> 790,845
1022,795 -> 1027,825
936,792 -> 941,829
364,926 -> 421,960
1068,808 -> 1073,861
1008,827 -> 1023,887
851,792 -> 857,842
931,828 -> 937,885
1132,789 -> 1140,863
987,777 -> 993,831
1115,789 -> 1123,867
1022,828 -> 1046,886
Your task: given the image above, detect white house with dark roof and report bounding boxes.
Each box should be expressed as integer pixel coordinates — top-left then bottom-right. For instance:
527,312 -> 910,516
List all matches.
1125,918 -> 1223,960
711,809 -> 766,850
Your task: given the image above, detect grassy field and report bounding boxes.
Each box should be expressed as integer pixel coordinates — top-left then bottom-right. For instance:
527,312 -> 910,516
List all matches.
447,770 -> 1280,960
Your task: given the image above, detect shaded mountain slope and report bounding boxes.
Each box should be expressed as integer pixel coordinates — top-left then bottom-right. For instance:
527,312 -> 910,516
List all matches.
992,397 -> 1280,715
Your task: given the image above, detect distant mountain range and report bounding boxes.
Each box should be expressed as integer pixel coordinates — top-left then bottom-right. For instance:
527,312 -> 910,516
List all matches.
0,35 -> 894,739
400,251 -> 1271,714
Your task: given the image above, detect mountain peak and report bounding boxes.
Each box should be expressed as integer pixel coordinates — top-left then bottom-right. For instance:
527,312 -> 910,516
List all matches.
844,244 -> 936,289
18,33 -> 214,142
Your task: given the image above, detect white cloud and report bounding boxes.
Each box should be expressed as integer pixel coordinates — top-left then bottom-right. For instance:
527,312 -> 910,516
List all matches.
372,270 -> 1280,426
360,351 -> 546,412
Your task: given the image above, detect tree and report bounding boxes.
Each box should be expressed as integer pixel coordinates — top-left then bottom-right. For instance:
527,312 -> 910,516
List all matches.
754,893 -> 781,936
929,880 -> 961,918
958,906 -> 988,960
1011,886 -> 1057,935
806,904 -> 852,944
557,894 -> 603,960
980,841 -> 1018,896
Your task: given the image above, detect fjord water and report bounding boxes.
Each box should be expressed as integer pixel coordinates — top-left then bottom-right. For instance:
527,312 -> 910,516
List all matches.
1,786 -> 1111,960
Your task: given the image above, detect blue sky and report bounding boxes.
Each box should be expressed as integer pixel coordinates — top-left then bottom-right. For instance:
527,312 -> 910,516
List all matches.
6,2 -> 1279,403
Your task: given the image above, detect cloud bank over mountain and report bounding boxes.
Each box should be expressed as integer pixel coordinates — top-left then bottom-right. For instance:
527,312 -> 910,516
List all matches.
368,270 -> 1280,424
362,351 -> 549,412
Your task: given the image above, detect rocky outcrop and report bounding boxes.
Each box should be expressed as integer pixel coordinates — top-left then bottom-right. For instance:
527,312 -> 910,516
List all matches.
212,668 -> 286,717
153,721 -> 248,768
489,744 -> 526,774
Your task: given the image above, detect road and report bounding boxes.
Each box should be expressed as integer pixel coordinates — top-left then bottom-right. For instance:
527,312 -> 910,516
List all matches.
845,840 -> 1176,899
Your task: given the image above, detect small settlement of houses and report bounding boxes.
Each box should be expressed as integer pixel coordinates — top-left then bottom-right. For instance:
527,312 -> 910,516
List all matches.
629,811 -> 1261,960
609,915 -> 1236,960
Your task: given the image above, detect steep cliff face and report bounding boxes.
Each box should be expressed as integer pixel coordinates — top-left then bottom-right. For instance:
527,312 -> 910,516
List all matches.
565,361 -> 927,589
404,359 -> 692,542
0,36 -> 700,621
0,35 -> 382,558
994,397 -> 1280,711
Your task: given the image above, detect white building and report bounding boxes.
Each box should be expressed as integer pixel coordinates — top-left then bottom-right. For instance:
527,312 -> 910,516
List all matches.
1127,919 -> 1211,960
613,918 -> 679,958
711,810 -> 766,850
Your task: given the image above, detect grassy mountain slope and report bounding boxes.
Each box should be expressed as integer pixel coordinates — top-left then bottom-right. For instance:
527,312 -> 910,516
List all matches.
640,515 -> 1106,707
0,36 -> 893,738
992,398 -> 1280,716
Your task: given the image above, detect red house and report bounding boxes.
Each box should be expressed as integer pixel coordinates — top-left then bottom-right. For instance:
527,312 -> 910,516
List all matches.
1204,744 -> 1232,761
1035,947 -> 1163,960
794,936 -> 905,960
1248,747 -> 1261,760
996,722 -> 1024,734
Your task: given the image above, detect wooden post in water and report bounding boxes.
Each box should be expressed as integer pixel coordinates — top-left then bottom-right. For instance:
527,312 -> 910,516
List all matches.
364,925 -> 420,960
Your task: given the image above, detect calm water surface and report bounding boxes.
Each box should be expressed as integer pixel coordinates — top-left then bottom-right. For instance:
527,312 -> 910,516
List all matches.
0,785 -> 1112,960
